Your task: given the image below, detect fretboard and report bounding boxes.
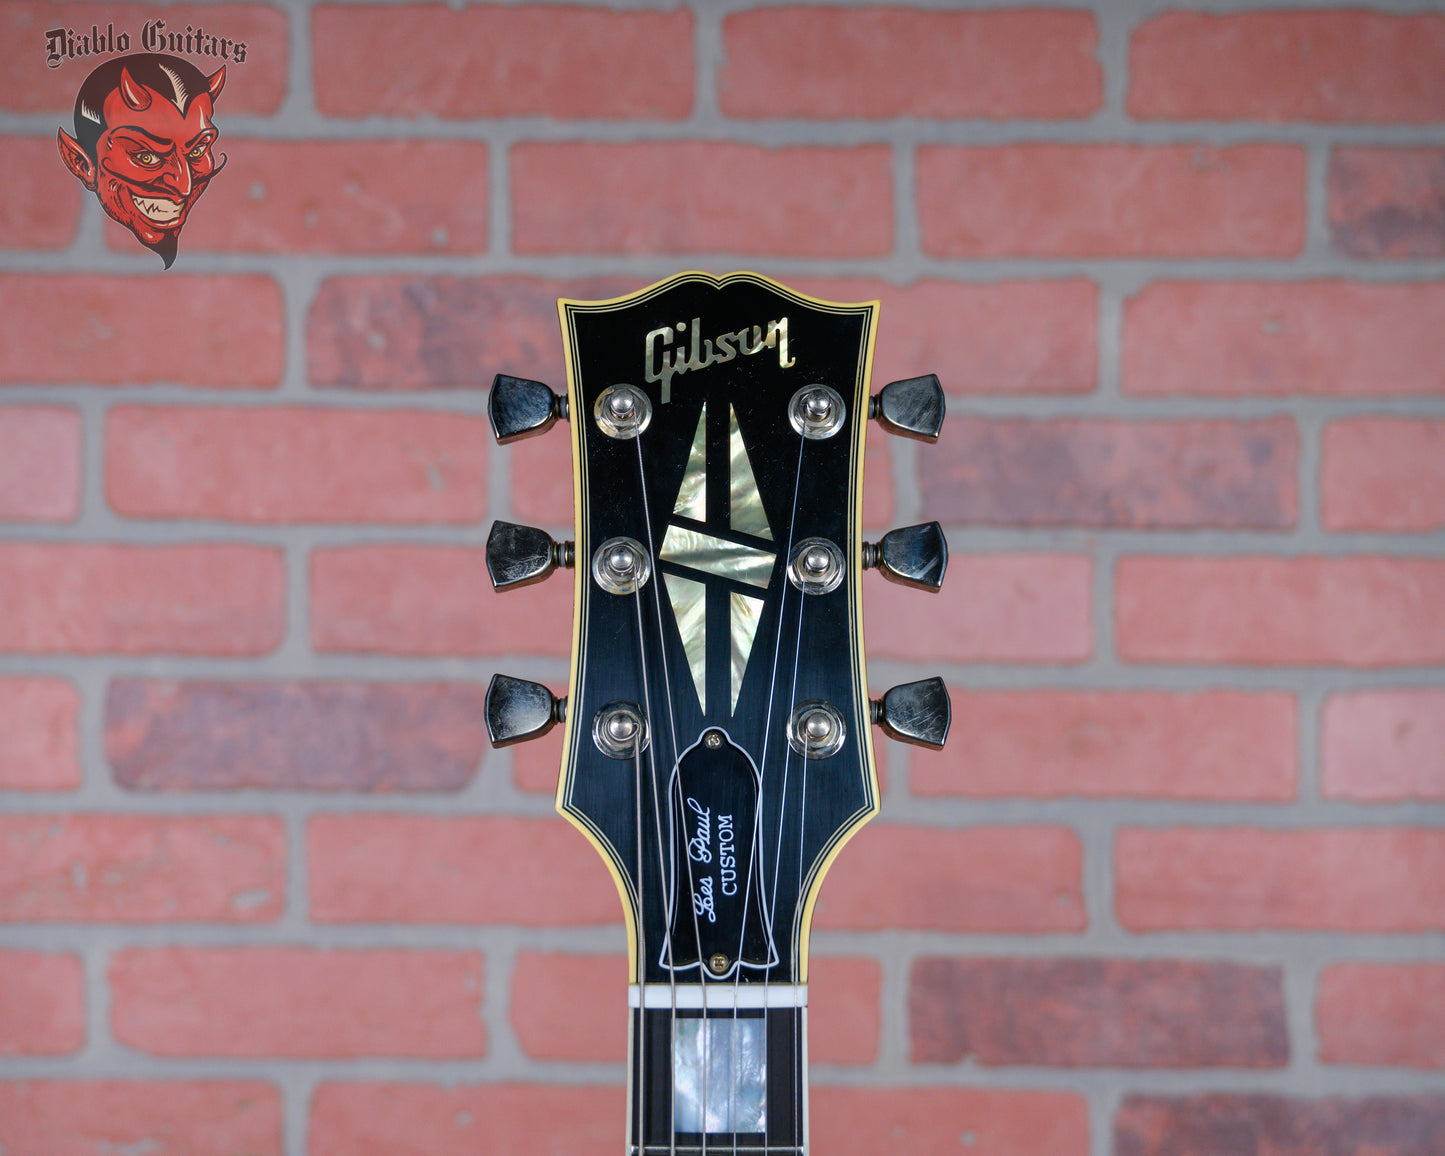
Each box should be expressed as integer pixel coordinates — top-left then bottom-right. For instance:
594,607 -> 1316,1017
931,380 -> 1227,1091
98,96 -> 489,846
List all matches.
629,985 -> 807,1156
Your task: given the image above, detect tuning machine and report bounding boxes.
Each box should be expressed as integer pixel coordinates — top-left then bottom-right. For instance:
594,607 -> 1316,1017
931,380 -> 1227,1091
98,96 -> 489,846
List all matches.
871,677 -> 951,749
486,521 -> 574,592
485,674 -> 566,747
869,373 -> 945,442
489,374 -> 568,444
863,522 -> 948,592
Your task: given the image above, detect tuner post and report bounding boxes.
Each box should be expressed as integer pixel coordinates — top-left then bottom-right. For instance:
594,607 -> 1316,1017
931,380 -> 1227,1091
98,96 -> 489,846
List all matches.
591,537 -> 652,595
787,700 -> 847,759
787,537 -> 845,595
594,384 -> 652,439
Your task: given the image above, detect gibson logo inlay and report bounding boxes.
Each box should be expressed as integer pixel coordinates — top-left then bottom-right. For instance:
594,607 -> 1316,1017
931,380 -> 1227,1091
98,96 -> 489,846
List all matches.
645,316 -> 795,403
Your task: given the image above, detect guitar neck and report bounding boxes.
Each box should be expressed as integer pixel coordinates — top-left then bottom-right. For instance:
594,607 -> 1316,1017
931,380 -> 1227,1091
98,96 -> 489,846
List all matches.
630,985 -> 807,1156
483,271 -> 951,1156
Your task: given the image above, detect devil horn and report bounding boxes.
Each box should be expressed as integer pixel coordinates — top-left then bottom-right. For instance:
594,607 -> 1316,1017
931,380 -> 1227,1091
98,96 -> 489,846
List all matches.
206,65 -> 226,101
119,66 -> 151,111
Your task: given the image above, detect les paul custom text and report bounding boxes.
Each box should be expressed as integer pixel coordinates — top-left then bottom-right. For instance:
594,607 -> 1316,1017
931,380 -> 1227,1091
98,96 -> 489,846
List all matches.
484,271 -> 951,1156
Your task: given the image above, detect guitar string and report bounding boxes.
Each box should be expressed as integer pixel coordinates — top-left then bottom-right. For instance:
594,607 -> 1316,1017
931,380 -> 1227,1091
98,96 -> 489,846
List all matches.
622,424 -> 676,1153
757,428 -> 810,1156
633,737 -> 647,1155
722,422 -> 805,1156
630,589 -> 673,1156
773,563 -> 809,1156
785,595 -> 810,1156
777,378 -> 868,1155
631,430 -> 708,1156
633,398 -> 810,1155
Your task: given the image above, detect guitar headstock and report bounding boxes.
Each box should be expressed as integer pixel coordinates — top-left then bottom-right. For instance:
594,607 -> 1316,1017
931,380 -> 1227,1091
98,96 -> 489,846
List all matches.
485,271 -> 949,1152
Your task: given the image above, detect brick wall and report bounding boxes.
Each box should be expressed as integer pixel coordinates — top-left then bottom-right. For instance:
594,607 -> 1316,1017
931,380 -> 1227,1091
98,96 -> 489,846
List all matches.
1,3 -> 1442,1154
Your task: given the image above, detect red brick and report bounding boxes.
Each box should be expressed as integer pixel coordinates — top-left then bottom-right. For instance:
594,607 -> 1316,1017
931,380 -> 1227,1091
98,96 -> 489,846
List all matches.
1116,828 -> 1445,932
1317,963 -> 1445,1068
511,951 -> 626,1061
106,406 -> 487,523
310,1083 -> 1090,1156
1116,556 -> 1445,667
1330,148 -> 1445,259
1123,280 -> 1445,398
913,690 -> 1295,801
0,678 -> 80,790
1129,12 -> 1445,123
310,545 -> 570,656
720,9 -> 1099,119
918,145 -> 1304,258
111,946 -> 484,1057
864,555 -> 1091,664
814,824 -> 1083,932
314,4 -> 690,119
512,728 -> 562,793
512,431 -> 577,526
0,543 -> 283,655
2,138 -> 79,248
1322,418 -> 1445,532
789,278 -> 1098,395
118,141 -> 488,255
0,1079 -> 282,1156
861,432 -> 892,529
811,1088 -> 1090,1156
911,957 -> 1286,1068
808,955 -> 881,1065
1322,690 -> 1445,802
921,417 -> 1296,529
512,143 -> 893,257
0,406 -> 80,521
309,1082 -> 621,1156
0,275 -> 284,388
0,951 -> 83,1054
0,814 -> 283,922
1116,1094 -> 1445,1156
308,814 -> 621,925
307,275 -> 637,391
106,679 -> 489,791
0,4 -> 287,113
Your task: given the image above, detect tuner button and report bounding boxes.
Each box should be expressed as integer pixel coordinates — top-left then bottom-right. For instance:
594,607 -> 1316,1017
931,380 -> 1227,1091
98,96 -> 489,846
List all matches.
486,521 -> 575,592
862,522 -> 948,592
489,374 -> 568,444
485,673 -> 566,747
871,677 -> 951,749
869,374 -> 945,442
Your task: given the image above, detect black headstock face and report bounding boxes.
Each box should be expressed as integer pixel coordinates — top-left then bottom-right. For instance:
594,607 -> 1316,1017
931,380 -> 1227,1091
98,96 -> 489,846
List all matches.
556,272 -> 879,986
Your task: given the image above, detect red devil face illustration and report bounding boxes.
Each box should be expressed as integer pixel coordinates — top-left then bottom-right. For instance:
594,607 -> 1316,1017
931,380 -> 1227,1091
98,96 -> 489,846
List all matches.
58,54 -> 225,267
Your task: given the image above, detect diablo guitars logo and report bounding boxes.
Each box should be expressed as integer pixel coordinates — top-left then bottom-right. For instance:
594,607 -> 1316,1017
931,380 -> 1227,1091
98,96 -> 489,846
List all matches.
56,53 -> 227,268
